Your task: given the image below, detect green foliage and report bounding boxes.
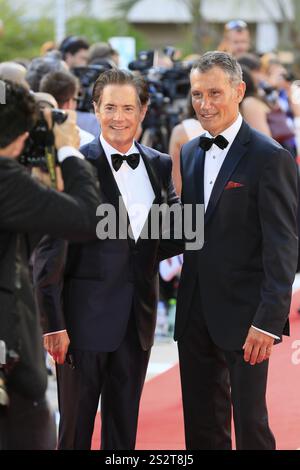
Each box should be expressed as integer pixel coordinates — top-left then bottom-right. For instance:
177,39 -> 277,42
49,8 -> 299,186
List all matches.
0,0 -> 148,61
0,0 -> 54,61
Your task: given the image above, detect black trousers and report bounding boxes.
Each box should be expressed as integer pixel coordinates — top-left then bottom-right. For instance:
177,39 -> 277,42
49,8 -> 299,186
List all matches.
0,391 -> 56,450
56,313 -> 151,450
178,286 -> 276,450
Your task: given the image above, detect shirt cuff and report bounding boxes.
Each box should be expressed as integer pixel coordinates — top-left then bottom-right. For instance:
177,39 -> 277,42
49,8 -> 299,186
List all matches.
57,146 -> 84,163
43,329 -> 67,337
251,326 -> 280,340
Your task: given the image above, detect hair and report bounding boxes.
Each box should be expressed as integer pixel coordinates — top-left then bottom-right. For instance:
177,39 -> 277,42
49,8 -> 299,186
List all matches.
238,53 -> 261,72
59,36 -> 89,58
92,69 -> 149,107
25,55 -> 68,91
0,80 -> 38,148
184,91 -> 196,119
39,70 -> 79,107
88,42 -> 117,63
240,65 -> 257,98
192,51 -> 243,85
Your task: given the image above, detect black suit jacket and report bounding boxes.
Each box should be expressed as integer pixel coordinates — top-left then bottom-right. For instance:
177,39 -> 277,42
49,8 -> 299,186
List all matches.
175,120 -> 298,350
33,138 -> 182,352
0,156 -> 100,400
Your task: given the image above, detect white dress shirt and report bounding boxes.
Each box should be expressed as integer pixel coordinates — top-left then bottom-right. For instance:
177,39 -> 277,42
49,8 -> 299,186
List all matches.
100,134 -> 155,242
203,114 -> 279,341
204,114 -> 242,211
57,146 -> 84,162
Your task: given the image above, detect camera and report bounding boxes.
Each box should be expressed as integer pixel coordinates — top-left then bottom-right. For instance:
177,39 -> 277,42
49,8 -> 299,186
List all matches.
128,50 -> 155,72
72,64 -> 113,112
18,109 -> 67,187
129,48 -> 192,153
258,81 -> 279,106
20,109 -> 67,168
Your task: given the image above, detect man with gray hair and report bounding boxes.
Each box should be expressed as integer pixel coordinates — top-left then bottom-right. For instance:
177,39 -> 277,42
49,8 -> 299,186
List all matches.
175,51 -> 298,449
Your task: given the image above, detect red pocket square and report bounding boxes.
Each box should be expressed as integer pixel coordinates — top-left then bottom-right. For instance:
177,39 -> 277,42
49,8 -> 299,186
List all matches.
224,181 -> 245,190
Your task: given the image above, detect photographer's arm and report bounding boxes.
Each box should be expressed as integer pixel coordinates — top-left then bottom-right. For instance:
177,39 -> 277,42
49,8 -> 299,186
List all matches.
0,155 -> 99,241
0,109 -> 100,240
158,155 -> 184,261
32,234 -> 70,364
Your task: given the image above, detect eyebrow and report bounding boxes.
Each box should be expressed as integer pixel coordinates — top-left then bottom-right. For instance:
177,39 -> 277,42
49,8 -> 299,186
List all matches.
192,87 -> 222,92
104,103 -> 135,107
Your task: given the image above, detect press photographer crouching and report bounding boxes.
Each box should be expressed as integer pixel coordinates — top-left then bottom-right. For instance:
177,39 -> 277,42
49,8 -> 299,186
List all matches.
0,79 -> 100,449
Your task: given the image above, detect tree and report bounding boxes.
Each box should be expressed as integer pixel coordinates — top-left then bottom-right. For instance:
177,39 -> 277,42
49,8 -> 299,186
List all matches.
0,0 -> 54,61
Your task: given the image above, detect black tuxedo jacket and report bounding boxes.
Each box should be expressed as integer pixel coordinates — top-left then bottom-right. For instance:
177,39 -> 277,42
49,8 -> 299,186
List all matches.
0,156 -> 100,399
33,139 -> 182,352
175,120 -> 298,350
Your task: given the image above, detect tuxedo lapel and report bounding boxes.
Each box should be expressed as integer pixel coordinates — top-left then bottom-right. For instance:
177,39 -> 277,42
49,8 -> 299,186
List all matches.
86,139 -> 162,245
204,121 -> 250,225
86,138 -> 132,240
136,142 -> 161,204
134,142 -> 162,245
193,145 -> 206,205
86,138 -> 122,209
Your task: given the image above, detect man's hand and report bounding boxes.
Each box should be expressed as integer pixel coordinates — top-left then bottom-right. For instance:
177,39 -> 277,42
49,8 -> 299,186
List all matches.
43,331 -> 70,364
243,327 -> 275,365
52,109 -> 80,149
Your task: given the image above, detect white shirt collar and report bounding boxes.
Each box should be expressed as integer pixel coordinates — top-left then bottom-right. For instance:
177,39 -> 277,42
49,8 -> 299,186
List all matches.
100,134 -> 138,159
205,113 -> 243,148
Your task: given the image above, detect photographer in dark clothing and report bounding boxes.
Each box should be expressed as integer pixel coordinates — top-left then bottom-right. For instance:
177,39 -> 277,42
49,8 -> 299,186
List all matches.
0,80 -> 100,449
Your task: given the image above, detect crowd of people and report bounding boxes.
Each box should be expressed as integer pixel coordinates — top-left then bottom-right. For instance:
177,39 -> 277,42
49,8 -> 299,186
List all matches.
0,20 -> 299,451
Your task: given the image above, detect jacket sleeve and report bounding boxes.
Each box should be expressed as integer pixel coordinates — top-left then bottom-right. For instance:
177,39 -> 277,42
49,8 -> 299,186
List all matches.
0,156 -> 100,241
32,236 -> 67,334
158,155 -> 184,261
253,147 -> 298,336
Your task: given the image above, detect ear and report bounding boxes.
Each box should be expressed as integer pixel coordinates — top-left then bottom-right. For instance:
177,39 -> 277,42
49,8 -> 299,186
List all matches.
236,81 -> 246,104
14,132 -> 29,157
93,101 -> 99,116
4,132 -> 29,159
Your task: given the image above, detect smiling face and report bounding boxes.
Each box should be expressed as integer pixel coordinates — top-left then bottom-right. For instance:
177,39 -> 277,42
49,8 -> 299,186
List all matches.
190,66 -> 245,136
94,84 -> 147,154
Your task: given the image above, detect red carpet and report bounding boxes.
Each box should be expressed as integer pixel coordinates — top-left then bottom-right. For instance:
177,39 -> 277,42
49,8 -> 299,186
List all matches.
92,290 -> 300,450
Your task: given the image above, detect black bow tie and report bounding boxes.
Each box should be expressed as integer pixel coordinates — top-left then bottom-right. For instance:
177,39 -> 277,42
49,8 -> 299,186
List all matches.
199,135 -> 229,151
111,153 -> 140,171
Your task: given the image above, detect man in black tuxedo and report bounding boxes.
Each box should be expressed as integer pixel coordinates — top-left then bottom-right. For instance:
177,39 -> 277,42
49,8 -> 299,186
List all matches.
33,69 -> 181,450
175,52 -> 298,450
0,80 -> 100,449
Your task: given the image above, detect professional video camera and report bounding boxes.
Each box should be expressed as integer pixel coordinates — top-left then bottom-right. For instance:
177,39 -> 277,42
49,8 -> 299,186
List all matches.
128,50 -> 155,72
129,48 -> 192,152
72,63 -> 113,112
129,47 -> 191,102
19,109 -> 67,187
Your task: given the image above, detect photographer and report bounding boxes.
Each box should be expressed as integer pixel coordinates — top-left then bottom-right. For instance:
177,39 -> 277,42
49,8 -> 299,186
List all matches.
0,80 -> 100,449
39,70 -> 94,146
